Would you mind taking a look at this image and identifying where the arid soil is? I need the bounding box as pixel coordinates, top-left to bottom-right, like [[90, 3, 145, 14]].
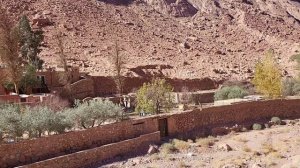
[[103, 119, 300, 168], [1, 0, 300, 80]]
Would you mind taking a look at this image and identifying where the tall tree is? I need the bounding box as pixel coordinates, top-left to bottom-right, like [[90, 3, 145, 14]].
[[0, 8, 24, 94], [252, 50, 282, 98], [55, 32, 73, 99], [18, 15, 44, 69], [112, 41, 125, 95]]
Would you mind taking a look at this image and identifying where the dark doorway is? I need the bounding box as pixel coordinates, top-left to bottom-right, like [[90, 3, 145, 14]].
[[158, 118, 168, 137]]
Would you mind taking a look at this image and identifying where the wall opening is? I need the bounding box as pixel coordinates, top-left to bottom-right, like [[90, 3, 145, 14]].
[[158, 118, 168, 137]]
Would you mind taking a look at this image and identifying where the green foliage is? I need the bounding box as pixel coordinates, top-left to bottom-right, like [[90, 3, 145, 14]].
[[22, 106, 72, 137], [252, 123, 262, 130], [252, 50, 282, 98], [271, 117, 281, 125], [22, 106, 54, 137], [20, 65, 39, 94], [18, 15, 44, 69], [67, 99, 123, 129], [214, 86, 248, 101], [0, 104, 23, 139], [282, 78, 300, 96], [136, 79, 173, 114]]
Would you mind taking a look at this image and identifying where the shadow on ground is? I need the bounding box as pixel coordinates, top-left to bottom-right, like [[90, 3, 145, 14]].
[[97, 0, 133, 6]]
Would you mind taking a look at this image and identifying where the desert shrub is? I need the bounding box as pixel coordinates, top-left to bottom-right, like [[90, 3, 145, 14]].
[[172, 139, 190, 151], [252, 123, 262, 130], [282, 78, 300, 96], [214, 86, 248, 101], [160, 143, 177, 154], [0, 104, 23, 140], [196, 136, 216, 147], [271, 117, 281, 125], [69, 99, 123, 129]]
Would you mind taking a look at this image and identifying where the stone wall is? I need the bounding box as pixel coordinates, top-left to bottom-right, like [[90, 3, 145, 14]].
[[70, 78, 95, 99], [166, 99, 300, 138], [92, 76, 217, 96], [2, 99, 300, 167], [0, 95, 20, 103], [21, 132, 161, 168], [0, 118, 158, 168]]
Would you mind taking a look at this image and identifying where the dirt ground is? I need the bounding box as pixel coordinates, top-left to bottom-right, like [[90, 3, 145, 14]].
[[102, 119, 300, 168]]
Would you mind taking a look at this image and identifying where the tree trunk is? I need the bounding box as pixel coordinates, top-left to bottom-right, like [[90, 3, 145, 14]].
[[13, 82, 19, 94], [156, 101, 160, 114]]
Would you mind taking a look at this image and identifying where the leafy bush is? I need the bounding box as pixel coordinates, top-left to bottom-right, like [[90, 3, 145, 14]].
[[252, 123, 262, 130], [282, 78, 300, 96], [22, 106, 71, 137], [271, 117, 281, 125], [0, 99, 123, 141], [0, 104, 23, 140], [69, 99, 123, 129], [214, 86, 248, 101]]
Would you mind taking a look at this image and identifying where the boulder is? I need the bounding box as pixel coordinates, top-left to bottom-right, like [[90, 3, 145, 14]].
[[148, 145, 159, 155], [217, 143, 233, 151], [32, 14, 52, 27]]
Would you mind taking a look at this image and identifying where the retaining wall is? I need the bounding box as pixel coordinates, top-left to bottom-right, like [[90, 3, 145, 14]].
[[21, 132, 161, 168], [92, 76, 217, 96], [2, 99, 300, 168], [0, 118, 158, 168], [166, 99, 300, 138]]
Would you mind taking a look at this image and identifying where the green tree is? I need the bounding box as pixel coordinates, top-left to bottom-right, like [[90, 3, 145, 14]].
[[252, 50, 282, 98], [20, 65, 39, 94], [136, 79, 173, 114], [214, 86, 248, 101], [18, 15, 44, 69], [65, 99, 123, 129]]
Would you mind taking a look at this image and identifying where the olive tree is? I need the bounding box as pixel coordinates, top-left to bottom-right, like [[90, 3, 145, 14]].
[[0, 104, 23, 140], [66, 99, 123, 129]]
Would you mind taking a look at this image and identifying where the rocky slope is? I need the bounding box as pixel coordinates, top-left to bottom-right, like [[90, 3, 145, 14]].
[[1, 0, 300, 80]]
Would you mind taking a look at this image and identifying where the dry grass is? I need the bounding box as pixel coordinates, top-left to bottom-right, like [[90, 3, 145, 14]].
[[242, 145, 252, 153], [196, 136, 217, 148], [160, 143, 177, 155], [233, 136, 249, 143], [179, 161, 190, 168], [172, 139, 190, 151], [261, 142, 277, 155], [212, 156, 246, 168]]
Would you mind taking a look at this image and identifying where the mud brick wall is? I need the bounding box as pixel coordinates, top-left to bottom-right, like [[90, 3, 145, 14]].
[[70, 78, 95, 99], [166, 99, 300, 138], [0, 118, 158, 168], [21, 132, 161, 168], [0, 85, 6, 95], [92, 76, 218, 96], [0, 95, 20, 103]]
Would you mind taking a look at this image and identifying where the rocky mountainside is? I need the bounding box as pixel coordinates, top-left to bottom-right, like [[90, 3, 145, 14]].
[[1, 0, 300, 80]]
